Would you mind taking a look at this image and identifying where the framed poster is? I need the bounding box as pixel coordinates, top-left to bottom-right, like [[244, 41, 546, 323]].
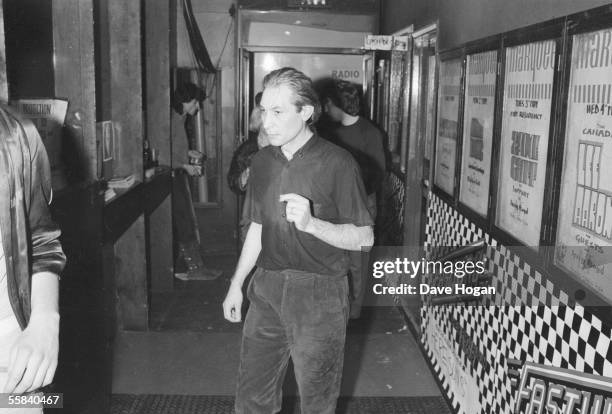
[[496, 40, 556, 246], [459, 50, 497, 216], [424, 54, 437, 164], [555, 27, 612, 299], [434, 58, 462, 195], [388, 49, 408, 168]]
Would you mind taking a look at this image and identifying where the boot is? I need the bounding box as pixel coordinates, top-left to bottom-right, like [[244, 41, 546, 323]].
[[175, 243, 222, 281]]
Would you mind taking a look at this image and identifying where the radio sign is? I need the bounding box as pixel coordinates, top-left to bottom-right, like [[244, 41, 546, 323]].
[[331, 69, 360, 80], [515, 362, 612, 414]]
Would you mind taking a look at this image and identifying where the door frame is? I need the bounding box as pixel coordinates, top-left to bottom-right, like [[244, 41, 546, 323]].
[[402, 23, 438, 249]]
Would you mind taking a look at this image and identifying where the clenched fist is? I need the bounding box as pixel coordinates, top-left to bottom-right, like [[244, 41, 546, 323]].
[[279, 193, 312, 232]]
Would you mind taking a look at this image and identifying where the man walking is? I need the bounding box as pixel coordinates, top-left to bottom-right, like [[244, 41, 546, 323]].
[[171, 83, 222, 280], [223, 67, 373, 414], [323, 79, 386, 319]]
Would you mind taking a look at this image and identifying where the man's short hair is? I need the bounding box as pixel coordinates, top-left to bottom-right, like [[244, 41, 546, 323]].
[[262, 67, 321, 127], [254, 91, 263, 106], [326, 80, 361, 117], [172, 82, 206, 114]]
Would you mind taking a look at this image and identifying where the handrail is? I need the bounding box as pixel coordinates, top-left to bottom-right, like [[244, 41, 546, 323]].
[[430, 294, 479, 305], [429, 239, 490, 305], [435, 239, 486, 262]]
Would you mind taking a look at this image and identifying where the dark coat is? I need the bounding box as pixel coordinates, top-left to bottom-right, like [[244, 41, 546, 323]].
[[0, 106, 66, 329]]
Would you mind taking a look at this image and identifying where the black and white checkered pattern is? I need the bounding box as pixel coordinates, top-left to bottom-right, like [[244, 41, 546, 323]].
[[422, 194, 612, 414]]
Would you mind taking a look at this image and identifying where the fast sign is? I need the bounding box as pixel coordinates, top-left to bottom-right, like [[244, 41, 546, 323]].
[[515, 362, 612, 414]]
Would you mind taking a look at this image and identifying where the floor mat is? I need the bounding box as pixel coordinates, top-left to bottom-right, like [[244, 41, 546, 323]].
[[111, 394, 452, 414]]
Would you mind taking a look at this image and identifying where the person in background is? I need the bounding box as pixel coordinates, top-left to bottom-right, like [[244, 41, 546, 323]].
[[227, 92, 270, 196], [223, 67, 374, 414], [0, 105, 66, 411], [227, 92, 270, 245], [171, 83, 222, 281], [322, 79, 386, 319]]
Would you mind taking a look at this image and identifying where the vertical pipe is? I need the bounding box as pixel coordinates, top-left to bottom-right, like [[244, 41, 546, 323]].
[[190, 69, 209, 202]]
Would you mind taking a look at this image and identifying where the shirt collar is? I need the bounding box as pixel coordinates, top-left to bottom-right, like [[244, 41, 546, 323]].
[[271, 132, 320, 161]]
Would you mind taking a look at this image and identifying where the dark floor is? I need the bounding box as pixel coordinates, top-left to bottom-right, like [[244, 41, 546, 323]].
[[150, 254, 243, 333], [112, 253, 448, 413], [111, 395, 451, 414]]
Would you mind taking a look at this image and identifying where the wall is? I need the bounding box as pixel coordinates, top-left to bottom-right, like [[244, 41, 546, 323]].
[[381, 0, 612, 50], [53, 0, 97, 184], [378, 2, 612, 413], [144, 1, 174, 293], [3, 0, 54, 98], [422, 195, 612, 414]]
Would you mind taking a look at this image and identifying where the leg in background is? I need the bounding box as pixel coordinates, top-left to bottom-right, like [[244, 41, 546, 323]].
[[172, 170, 221, 280]]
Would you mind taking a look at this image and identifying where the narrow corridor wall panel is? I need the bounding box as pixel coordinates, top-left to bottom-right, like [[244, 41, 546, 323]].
[[422, 193, 612, 414]]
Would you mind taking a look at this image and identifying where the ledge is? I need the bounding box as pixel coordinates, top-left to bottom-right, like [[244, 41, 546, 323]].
[[103, 167, 172, 244]]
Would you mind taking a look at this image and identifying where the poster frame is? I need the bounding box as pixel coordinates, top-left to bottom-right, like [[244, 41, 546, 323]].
[[546, 13, 612, 318], [455, 36, 501, 231], [428, 6, 612, 324], [488, 23, 565, 261], [432, 48, 465, 208]]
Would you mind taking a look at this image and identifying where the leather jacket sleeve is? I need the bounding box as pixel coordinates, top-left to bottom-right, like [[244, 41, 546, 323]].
[[227, 136, 259, 195], [23, 120, 66, 276]]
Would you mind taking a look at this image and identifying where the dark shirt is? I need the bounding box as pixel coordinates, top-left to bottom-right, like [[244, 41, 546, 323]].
[[244, 134, 373, 277], [330, 117, 386, 195]]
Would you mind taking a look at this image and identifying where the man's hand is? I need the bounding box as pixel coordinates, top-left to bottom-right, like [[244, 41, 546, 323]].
[[223, 282, 244, 323], [182, 164, 202, 176], [4, 311, 59, 393], [279, 193, 312, 232]]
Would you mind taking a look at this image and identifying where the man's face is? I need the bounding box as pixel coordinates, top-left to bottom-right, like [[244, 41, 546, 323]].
[[260, 84, 311, 147], [182, 99, 199, 116]]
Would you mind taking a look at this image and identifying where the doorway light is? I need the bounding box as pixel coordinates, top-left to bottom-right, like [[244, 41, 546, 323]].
[[261, 54, 278, 73], [287, 0, 330, 8]]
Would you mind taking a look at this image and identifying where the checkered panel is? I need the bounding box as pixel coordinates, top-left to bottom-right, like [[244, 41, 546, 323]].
[[492, 245, 612, 412], [421, 305, 501, 413], [422, 194, 612, 414], [422, 195, 499, 414]]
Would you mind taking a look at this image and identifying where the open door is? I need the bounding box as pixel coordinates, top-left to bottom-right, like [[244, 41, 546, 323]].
[[403, 25, 438, 248], [234, 47, 253, 250], [401, 24, 438, 329], [363, 51, 376, 120], [237, 48, 253, 145]]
